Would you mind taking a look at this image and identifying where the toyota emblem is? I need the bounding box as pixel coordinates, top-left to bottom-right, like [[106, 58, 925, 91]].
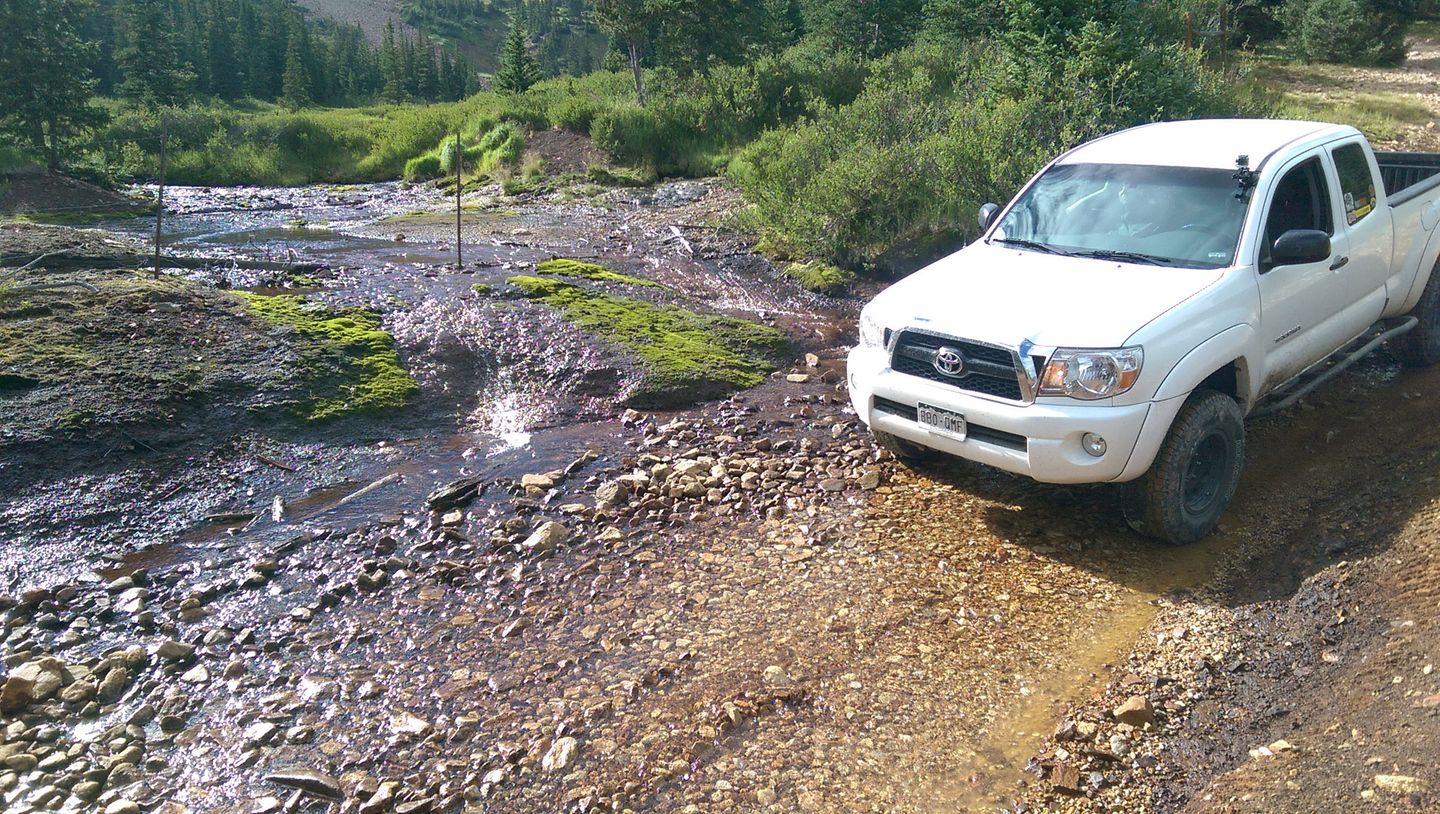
[[933, 346, 966, 377]]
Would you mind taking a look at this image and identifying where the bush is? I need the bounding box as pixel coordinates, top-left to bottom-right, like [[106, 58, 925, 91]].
[[730, 38, 1264, 271], [404, 153, 443, 182], [1285, 0, 1413, 66]]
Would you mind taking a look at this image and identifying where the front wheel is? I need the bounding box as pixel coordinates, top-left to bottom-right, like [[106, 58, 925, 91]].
[[1125, 389, 1245, 545]]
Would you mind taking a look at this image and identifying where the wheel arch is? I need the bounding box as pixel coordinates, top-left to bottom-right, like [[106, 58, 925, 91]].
[[1152, 325, 1258, 410]]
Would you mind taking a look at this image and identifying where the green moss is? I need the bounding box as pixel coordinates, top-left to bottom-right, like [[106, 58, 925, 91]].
[[784, 260, 857, 295], [471, 283, 493, 295], [231, 293, 418, 421], [536, 258, 668, 289], [508, 275, 788, 406]]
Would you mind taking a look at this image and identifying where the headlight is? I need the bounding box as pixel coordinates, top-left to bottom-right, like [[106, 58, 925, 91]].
[[1038, 347, 1144, 400], [858, 311, 885, 348]]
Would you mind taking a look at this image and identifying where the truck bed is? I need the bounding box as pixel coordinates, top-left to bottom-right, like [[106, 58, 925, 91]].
[[1376, 151, 1440, 206]]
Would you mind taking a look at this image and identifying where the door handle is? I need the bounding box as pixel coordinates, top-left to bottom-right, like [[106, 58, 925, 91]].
[[1330, 255, 1350, 270]]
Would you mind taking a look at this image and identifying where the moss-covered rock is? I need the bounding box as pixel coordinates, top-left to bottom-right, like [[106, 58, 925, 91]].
[[535, 258, 668, 289], [231, 293, 418, 421], [784, 260, 856, 295], [508, 275, 789, 407]]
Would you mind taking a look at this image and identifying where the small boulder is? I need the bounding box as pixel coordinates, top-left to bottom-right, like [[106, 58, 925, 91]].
[[1112, 695, 1154, 727], [264, 768, 342, 798]]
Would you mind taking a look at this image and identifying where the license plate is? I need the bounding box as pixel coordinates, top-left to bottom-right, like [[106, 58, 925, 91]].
[[917, 402, 967, 441]]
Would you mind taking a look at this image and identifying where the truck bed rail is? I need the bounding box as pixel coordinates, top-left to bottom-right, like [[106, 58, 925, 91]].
[[1376, 151, 1440, 207]]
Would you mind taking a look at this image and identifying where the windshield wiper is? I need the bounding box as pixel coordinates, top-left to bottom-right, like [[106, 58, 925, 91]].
[[991, 238, 1067, 255], [1071, 249, 1176, 266]]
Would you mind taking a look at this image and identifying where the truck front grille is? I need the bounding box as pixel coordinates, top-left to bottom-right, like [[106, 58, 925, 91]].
[[890, 331, 1024, 401]]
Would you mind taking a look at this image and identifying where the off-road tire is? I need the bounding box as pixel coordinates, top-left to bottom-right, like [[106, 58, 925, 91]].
[[873, 430, 940, 467], [1125, 389, 1245, 546], [1397, 263, 1440, 368]]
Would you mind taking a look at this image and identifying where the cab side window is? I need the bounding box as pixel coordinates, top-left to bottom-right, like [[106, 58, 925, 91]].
[[1262, 157, 1334, 266], [1331, 142, 1377, 225]]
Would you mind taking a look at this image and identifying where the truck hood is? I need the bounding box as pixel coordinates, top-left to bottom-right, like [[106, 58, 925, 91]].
[[870, 243, 1227, 349]]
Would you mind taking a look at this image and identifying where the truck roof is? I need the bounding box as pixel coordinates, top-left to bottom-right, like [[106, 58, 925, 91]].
[[1060, 119, 1358, 171]]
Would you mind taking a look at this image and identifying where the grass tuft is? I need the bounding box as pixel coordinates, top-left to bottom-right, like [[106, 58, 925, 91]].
[[784, 260, 856, 294], [508, 274, 788, 407], [536, 258, 668, 289]]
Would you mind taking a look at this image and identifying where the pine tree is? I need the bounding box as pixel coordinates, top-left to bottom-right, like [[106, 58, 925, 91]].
[[0, 0, 107, 169], [280, 18, 311, 108], [495, 18, 541, 94], [380, 19, 405, 102], [115, 0, 195, 105], [206, 1, 241, 100]]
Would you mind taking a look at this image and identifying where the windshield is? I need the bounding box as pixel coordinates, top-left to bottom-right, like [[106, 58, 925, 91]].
[[991, 163, 1250, 269]]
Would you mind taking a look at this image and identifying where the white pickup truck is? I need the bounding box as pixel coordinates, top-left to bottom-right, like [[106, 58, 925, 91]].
[[847, 119, 1440, 544]]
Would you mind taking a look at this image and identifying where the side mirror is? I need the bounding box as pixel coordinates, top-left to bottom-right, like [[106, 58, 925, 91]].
[[1270, 229, 1332, 268], [978, 203, 1001, 231]]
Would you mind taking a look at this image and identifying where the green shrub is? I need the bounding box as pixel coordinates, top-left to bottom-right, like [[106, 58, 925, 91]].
[[404, 153, 443, 182], [1284, 0, 1412, 66]]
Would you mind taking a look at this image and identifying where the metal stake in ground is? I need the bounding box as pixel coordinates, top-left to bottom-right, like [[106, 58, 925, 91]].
[[455, 128, 463, 269], [153, 116, 168, 277]]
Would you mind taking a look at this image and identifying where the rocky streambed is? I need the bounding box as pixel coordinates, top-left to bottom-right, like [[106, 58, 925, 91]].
[[3, 177, 1437, 814]]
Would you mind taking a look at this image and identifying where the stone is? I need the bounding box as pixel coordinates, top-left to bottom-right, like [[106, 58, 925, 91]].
[[1374, 775, 1429, 794], [4, 753, 38, 772], [395, 800, 433, 814], [12, 658, 65, 700], [542, 737, 578, 772], [389, 712, 431, 737], [0, 677, 35, 712], [264, 768, 342, 798], [756, 788, 778, 805], [156, 640, 194, 661], [180, 665, 209, 684], [1112, 695, 1154, 727], [762, 666, 792, 686], [244, 722, 279, 747], [857, 470, 882, 490], [521, 521, 570, 559], [521, 473, 555, 490], [96, 667, 129, 702], [104, 800, 141, 814], [1050, 763, 1081, 793], [595, 481, 630, 505], [785, 374, 811, 384]]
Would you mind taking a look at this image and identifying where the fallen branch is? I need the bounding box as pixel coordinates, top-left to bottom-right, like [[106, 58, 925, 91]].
[[337, 472, 403, 507], [256, 455, 298, 472]]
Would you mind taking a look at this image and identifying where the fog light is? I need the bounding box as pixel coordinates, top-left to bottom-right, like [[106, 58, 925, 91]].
[[1082, 432, 1107, 457]]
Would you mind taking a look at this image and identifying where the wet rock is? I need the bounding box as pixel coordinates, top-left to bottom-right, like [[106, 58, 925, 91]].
[[521, 473, 556, 490], [0, 676, 35, 712], [359, 782, 399, 814], [12, 657, 66, 700], [425, 477, 483, 511], [96, 666, 129, 702], [521, 521, 570, 559], [264, 768, 342, 798], [542, 736, 578, 772], [1112, 695, 1154, 727], [156, 640, 194, 661]]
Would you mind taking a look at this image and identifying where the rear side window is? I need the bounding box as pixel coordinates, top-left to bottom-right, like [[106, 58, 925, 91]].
[[1332, 142, 1378, 225], [1263, 157, 1334, 263]]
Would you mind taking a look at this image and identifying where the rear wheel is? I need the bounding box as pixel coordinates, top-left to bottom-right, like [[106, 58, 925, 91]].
[[1125, 389, 1245, 545], [1397, 264, 1440, 367], [873, 430, 940, 467]]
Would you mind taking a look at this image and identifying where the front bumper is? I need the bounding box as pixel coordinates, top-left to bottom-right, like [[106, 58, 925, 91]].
[[847, 346, 1177, 484]]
